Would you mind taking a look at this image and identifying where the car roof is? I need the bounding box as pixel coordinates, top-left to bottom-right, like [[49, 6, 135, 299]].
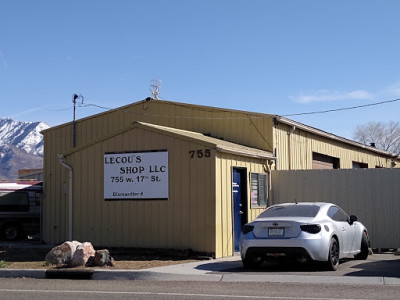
[[254, 202, 334, 220], [270, 202, 333, 208]]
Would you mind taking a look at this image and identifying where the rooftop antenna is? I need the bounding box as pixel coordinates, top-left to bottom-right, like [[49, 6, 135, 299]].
[[72, 93, 84, 147], [150, 79, 162, 100]]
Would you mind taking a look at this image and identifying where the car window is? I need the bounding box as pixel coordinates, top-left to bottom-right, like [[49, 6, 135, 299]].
[[0, 191, 29, 212], [327, 206, 349, 222], [258, 204, 320, 218]]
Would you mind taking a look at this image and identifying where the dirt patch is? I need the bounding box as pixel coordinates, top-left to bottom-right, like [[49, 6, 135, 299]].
[[0, 245, 209, 270]]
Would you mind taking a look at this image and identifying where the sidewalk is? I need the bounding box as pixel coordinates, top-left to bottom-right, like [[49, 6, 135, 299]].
[[1, 254, 400, 285]]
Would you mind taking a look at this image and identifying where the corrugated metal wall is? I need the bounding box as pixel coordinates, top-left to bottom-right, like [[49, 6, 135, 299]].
[[45, 100, 275, 155], [273, 122, 396, 169], [271, 168, 400, 249], [43, 125, 72, 242], [43, 102, 275, 244], [44, 126, 217, 252], [43, 123, 270, 258], [215, 153, 268, 258]]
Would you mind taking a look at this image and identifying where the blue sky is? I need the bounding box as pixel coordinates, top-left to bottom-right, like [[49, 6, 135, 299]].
[[1, 0, 399, 139]]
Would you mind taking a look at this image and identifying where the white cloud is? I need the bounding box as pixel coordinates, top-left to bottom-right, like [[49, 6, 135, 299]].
[[290, 90, 374, 104]]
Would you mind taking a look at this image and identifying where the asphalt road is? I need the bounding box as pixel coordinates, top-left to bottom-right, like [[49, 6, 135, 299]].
[[1, 278, 400, 300]]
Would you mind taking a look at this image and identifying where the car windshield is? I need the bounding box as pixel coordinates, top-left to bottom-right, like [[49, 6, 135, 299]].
[[258, 204, 320, 218]]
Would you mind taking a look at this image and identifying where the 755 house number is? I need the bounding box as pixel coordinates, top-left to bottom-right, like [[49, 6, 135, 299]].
[[189, 149, 211, 159]]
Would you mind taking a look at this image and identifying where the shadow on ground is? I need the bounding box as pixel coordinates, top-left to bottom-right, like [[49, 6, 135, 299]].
[[195, 254, 400, 278], [344, 257, 400, 278], [195, 259, 326, 273]]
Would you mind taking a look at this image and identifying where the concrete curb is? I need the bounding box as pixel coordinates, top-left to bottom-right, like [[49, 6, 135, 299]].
[[45, 268, 94, 279], [0, 268, 399, 285], [0, 269, 46, 279]]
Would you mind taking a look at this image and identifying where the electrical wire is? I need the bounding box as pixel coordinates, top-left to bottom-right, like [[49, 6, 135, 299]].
[[78, 103, 112, 110], [46, 106, 73, 112], [46, 97, 400, 120], [283, 98, 400, 117]]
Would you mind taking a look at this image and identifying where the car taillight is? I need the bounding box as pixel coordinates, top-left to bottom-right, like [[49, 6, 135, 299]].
[[241, 225, 254, 234], [300, 224, 321, 234]]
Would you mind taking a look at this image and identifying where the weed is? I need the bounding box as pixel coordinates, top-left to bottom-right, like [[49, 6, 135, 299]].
[[0, 260, 7, 268]]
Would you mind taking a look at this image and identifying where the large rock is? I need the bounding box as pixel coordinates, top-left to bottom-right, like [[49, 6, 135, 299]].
[[71, 242, 95, 267], [94, 249, 114, 267], [45, 241, 95, 267], [45, 241, 80, 266]]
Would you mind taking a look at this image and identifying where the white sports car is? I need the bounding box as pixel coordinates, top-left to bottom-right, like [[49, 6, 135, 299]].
[[239, 202, 370, 270]]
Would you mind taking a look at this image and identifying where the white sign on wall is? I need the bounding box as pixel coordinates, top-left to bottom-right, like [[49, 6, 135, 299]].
[[104, 150, 168, 200]]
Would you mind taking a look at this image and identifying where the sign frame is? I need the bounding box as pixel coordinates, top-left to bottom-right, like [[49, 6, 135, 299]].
[[104, 150, 169, 201]]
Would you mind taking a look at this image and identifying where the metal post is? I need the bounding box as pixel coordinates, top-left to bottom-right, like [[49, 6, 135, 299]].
[[72, 94, 78, 148]]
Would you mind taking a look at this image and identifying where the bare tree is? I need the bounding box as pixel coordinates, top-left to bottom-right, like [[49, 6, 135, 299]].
[[353, 121, 400, 154]]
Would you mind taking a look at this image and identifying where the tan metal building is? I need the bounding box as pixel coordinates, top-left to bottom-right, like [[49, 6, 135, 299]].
[[42, 99, 400, 258]]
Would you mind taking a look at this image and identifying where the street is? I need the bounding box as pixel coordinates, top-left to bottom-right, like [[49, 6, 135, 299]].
[[1, 278, 400, 300], [1, 246, 399, 300]]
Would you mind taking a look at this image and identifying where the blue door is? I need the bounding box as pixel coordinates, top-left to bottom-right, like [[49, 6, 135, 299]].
[[233, 168, 247, 252]]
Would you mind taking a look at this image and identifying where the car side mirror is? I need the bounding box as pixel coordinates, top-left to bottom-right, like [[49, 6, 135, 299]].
[[349, 215, 357, 225]]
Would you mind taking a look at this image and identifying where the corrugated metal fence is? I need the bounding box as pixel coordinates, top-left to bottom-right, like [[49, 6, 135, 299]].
[[271, 168, 400, 249]]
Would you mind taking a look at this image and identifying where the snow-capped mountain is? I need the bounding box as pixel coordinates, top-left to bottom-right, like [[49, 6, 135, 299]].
[[0, 118, 50, 179], [0, 118, 49, 156]]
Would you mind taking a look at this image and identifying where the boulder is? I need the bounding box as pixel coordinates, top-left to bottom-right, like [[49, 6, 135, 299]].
[[94, 249, 114, 267], [71, 242, 95, 267], [45, 241, 95, 268], [45, 241, 81, 266]]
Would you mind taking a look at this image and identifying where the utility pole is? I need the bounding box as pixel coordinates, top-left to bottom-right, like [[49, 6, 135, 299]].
[[72, 94, 83, 147]]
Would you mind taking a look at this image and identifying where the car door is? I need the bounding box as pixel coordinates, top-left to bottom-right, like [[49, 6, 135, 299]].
[[328, 206, 356, 254]]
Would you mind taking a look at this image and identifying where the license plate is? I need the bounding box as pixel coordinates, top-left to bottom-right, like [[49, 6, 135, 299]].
[[268, 228, 284, 236]]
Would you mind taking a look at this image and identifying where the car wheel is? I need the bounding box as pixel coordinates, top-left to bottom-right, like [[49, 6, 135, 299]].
[[326, 237, 339, 271], [2, 223, 21, 241], [242, 254, 262, 269], [355, 231, 369, 260]]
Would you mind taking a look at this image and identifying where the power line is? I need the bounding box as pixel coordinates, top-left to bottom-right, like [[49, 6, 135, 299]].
[[45, 103, 113, 112], [46, 106, 73, 112], [283, 98, 400, 117], [45, 97, 400, 120], [78, 103, 111, 110]]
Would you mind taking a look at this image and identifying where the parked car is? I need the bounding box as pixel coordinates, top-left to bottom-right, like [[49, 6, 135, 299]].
[[240, 202, 370, 270], [0, 181, 42, 241]]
